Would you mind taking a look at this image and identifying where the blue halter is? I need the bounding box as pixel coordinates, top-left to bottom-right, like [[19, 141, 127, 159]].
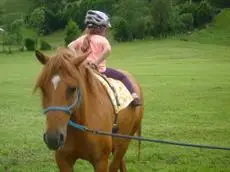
[[43, 87, 82, 115]]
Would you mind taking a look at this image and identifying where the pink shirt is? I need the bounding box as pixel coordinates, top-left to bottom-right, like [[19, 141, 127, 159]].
[[68, 34, 111, 72]]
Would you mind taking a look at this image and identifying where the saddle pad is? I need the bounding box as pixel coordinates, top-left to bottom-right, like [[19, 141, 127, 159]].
[[94, 73, 134, 113]]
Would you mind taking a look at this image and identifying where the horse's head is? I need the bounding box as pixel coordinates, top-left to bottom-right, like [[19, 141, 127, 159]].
[[34, 48, 88, 150]]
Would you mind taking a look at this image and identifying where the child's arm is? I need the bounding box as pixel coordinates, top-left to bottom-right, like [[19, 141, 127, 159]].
[[94, 38, 111, 66], [94, 47, 111, 65], [68, 38, 81, 52]]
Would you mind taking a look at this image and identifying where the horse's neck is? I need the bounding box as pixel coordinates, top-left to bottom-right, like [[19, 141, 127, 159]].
[[75, 72, 113, 127]]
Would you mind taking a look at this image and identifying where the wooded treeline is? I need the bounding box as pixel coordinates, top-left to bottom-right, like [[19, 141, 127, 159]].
[[0, 0, 229, 52]]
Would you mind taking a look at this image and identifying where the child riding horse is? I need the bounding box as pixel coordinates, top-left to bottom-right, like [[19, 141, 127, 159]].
[[68, 10, 141, 107]]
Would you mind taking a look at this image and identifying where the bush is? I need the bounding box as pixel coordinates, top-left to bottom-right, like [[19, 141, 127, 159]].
[[150, 0, 172, 36], [29, 7, 46, 36], [24, 38, 35, 51], [209, 0, 230, 8], [131, 18, 147, 39], [168, 11, 183, 34], [112, 16, 132, 42], [143, 15, 153, 36], [194, 0, 214, 27], [40, 39, 52, 50], [179, 2, 197, 15], [45, 8, 65, 34], [112, 0, 150, 41], [179, 1, 214, 28], [64, 19, 81, 46], [180, 13, 194, 30]]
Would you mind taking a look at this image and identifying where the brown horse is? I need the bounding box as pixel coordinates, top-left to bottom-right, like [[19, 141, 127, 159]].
[[34, 48, 144, 172]]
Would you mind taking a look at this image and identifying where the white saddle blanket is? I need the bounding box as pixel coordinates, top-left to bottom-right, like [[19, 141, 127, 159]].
[[94, 74, 134, 113]]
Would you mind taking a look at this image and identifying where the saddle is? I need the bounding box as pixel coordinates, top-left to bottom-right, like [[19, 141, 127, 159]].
[[94, 73, 134, 113]]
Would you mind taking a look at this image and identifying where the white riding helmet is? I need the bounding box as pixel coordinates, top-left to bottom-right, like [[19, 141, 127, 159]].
[[84, 10, 111, 28]]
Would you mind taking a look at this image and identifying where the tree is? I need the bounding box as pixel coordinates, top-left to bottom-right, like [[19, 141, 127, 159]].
[[0, 28, 6, 52], [112, 0, 150, 41], [11, 19, 24, 51], [1, 18, 24, 53], [208, 0, 230, 8], [29, 7, 46, 47], [194, 0, 214, 27], [112, 16, 132, 42], [64, 19, 81, 46], [77, 0, 115, 29], [0, 7, 4, 25], [24, 0, 218, 42], [0, 8, 5, 52], [29, 0, 77, 32], [151, 0, 172, 36], [63, 1, 80, 25]]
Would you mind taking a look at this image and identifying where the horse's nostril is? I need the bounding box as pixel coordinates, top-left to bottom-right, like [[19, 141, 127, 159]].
[[43, 132, 62, 150], [43, 133, 48, 144]]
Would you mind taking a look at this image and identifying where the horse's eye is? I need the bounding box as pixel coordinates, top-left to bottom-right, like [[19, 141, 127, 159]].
[[67, 87, 76, 97]]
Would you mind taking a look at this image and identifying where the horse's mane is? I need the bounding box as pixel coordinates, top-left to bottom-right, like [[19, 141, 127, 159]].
[[34, 48, 103, 98]]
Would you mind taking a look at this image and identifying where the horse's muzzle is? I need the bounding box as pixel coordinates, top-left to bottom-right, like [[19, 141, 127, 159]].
[[43, 132, 64, 150]]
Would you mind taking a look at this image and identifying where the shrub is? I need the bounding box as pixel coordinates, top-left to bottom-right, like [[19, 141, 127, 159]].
[[24, 38, 35, 51], [150, 0, 172, 36], [64, 19, 81, 46], [112, 16, 132, 42], [209, 0, 230, 8], [112, 0, 150, 41], [29, 7, 46, 36], [143, 15, 153, 36], [180, 13, 194, 30], [179, 1, 214, 28], [179, 2, 197, 15], [168, 8, 185, 34], [131, 18, 147, 39], [40, 39, 52, 50], [194, 0, 214, 27]]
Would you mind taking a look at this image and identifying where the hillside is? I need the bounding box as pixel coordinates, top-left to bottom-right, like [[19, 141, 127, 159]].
[[0, 0, 32, 13], [0, 0, 7, 6], [0, 0, 33, 22], [188, 8, 230, 45]]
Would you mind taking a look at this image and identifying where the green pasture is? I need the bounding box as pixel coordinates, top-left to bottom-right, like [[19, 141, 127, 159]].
[[0, 39, 230, 171]]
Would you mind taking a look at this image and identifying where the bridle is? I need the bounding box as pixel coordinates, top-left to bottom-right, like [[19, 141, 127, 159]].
[[41, 84, 118, 132], [43, 87, 82, 115]]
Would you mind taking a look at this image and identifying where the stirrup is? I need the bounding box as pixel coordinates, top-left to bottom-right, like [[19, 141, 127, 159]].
[[112, 124, 119, 133], [130, 98, 142, 107]]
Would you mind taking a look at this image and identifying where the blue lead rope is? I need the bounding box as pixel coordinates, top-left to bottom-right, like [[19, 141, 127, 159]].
[[68, 120, 87, 132], [68, 120, 230, 151], [42, 86, 230, 151]]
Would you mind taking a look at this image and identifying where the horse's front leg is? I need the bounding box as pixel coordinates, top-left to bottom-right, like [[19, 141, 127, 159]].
[[93, 155, 109, 172], [55, 150, 77, 172]]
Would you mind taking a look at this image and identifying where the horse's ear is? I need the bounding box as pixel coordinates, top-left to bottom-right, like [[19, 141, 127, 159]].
[[72, 51, 91, 66], [35, 50, 49, 65]]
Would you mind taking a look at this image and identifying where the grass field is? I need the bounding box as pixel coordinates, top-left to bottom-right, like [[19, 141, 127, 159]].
[[0, 39, 230, 171]]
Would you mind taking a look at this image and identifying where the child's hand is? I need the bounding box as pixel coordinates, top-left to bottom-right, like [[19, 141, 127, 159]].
[[88, 62, 99, 71]]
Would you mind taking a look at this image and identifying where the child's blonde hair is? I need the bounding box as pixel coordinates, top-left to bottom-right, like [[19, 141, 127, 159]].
[[81, 26, 106, 53]]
